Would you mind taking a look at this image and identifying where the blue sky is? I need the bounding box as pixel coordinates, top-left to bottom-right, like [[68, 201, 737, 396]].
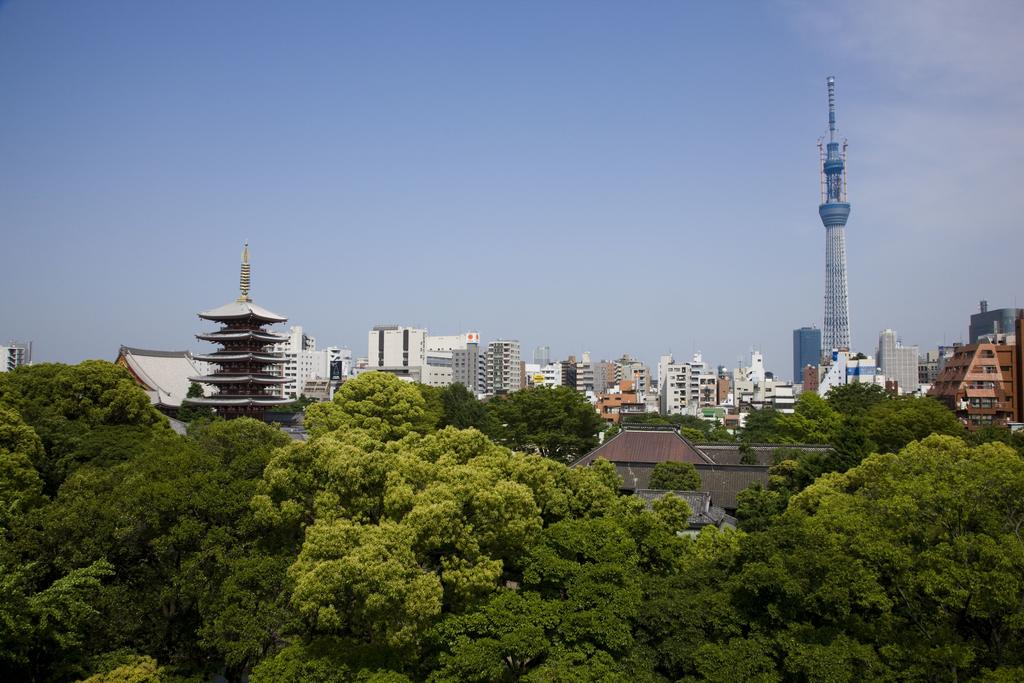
[[1, 1, 1021, 379]]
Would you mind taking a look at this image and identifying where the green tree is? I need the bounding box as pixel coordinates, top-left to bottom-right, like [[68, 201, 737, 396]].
[[437, 383, 492, 432], [0, 362, 169, 493], [740, 408, 786, 443], [176, 382, 215, 423], [485, 386, 603, 463], [728, 436, 1024, 680], [648, 461, 700, 491], [824, 382, 891, 416], [415, 384, 445, 432], [0, 406, 46, 527], [16, 418, 291, 679], [680, 427, 705, 442], [734, 483, 788, 532], [863, 395, 964, 453], [305, 372, 436, 440], [0, 559, 114, 681], [707, 421, 734, 442]]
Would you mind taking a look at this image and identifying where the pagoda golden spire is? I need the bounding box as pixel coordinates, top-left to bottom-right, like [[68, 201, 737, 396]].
[[238, 241, 252, 302]]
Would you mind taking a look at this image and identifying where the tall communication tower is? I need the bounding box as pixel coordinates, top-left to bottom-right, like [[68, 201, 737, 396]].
[[818, 76, 851, 353]]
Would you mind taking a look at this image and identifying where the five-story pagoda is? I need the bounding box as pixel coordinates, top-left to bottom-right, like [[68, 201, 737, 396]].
[[183, 243, 293, 420]]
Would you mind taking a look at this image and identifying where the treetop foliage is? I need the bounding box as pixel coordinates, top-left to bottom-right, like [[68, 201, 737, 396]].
[[0, 362, 1022, 681]]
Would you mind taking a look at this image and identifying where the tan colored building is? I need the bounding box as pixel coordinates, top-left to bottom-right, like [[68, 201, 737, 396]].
[[929, 341, 1016, 430]]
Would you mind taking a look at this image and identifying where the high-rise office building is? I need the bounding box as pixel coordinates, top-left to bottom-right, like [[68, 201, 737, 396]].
[[533, 345, 551, 366], [792, 326, 821, 383], [970, 300, 1022, 343], [485, 340, 521, 395], [818, 76, 852, 352], [876, 329, 919, 394]]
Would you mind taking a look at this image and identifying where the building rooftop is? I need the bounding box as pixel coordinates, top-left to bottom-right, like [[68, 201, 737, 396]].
[[572, 426, 714, 467], [572, 425, 831, 511], [116, 346, 207, 409], [633, 489, 737, 529], [198, 299, 287, 323]]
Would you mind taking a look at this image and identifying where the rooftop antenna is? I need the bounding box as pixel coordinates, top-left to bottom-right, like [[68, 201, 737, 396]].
[[827, 75, 837, 143], [237, 241, 252, 302]]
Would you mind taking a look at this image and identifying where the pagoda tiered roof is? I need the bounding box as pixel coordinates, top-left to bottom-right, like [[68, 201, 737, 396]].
[[189, 374, 290, 385], [196, 329, 289, 343], [192, 352, 288, 364], [198, 300, 287, 323], [183, 396, 294, 407], [183, 243, 295, 421]]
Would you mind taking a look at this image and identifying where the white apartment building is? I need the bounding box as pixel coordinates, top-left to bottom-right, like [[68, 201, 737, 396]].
[[818, 350, 882, 397], [575, 352, 595, 392], [1, 341, 32, 372], [485, 340, 521, 395], [524, 362, 563, 388], [271, 326, 332, 399], [729, 351, 796, 413], [877, 329, 919, 395], [660, 352, 717, 416]]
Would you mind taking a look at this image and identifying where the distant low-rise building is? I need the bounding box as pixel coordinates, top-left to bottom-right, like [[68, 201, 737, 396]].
[[615, 355, 650, 394], [596, 380, 644, 424]]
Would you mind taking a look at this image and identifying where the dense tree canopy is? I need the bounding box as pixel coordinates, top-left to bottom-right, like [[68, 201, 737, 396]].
[[0, 361, 1021, 681], [485, 386, 605, 463], [306, 372, 436, 440], [648, 461, 701, 491]]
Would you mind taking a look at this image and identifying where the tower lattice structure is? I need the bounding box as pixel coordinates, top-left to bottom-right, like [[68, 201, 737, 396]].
[[818, 76, 851, 354]]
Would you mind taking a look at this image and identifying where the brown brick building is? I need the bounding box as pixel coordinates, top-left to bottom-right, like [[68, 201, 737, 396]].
[[596, 380, 643, 424], [929, 340, 1017, 430]]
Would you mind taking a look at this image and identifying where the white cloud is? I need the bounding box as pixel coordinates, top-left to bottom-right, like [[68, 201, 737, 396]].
[[791, 0, 1024, 102]]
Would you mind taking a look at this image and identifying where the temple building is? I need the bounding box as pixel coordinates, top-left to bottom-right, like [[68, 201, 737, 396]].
[[183, 243, 293, 420], [115, 346, 208, 416]]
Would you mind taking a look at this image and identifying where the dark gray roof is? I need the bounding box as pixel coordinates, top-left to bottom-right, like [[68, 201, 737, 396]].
[[633, 489, 737, 529], [610, 461, 767, 512], [698, 442, 832, 466], [573, 427, 714, 467], [574, 428, 828, 512], [692, 464, 770, 511]]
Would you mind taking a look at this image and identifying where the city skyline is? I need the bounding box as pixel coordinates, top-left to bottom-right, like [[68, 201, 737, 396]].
[[1, 2, 1021, 373]]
